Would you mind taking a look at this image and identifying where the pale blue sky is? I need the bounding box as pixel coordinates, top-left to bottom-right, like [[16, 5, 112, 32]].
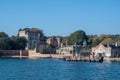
[[0, 0, 120, 36]]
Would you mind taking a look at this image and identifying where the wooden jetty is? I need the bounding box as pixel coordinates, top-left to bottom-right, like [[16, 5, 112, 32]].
[[64, 55, 104, 62]]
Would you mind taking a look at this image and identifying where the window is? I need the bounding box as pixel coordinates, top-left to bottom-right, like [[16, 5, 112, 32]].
[[100, 48, 102, 51]]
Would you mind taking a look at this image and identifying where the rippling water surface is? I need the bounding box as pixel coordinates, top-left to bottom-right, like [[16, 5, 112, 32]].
[[0, 58, 120, 80]]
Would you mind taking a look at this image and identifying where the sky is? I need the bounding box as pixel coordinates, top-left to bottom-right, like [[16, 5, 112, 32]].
[[0, 0, 120, 37]]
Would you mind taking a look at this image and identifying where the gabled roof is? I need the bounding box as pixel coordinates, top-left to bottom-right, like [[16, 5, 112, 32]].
[[93, 43, 106, 50]]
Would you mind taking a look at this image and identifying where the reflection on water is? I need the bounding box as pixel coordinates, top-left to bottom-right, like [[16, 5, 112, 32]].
[[0, 58, 120, 80]]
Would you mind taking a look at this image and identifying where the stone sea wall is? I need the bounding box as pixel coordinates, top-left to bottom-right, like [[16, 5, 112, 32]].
[[0, 50, 28, 57]]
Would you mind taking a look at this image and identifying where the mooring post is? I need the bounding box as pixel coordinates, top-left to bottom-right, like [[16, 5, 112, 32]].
[[20, 50, 22, 57]]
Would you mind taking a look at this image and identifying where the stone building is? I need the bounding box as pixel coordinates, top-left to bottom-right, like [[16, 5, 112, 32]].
[[77, 46, 91, 59], [46, 37, 62, 48], [92, 43, 120, 58], [56, 41, 91, 59], [56, 45, 73, 55], [19, 28, 44, 51]]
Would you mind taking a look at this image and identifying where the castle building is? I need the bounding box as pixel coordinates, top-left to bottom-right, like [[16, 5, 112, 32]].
[[19, 28, 43, 51]]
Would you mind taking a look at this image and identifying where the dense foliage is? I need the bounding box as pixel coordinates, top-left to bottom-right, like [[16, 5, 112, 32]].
[[67, 30, 88, 45], [88, 34, 120, 47], [62, 30, 120, 47], [0, 32, 27, 50], [0, 29, 120, 50]]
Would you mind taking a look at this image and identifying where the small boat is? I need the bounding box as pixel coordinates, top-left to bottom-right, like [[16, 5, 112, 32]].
[[59, 57, 65, 60]]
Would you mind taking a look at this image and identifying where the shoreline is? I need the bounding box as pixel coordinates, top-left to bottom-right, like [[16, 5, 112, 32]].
[[104, 57, 120, 62], [1, 56, 120, 62]]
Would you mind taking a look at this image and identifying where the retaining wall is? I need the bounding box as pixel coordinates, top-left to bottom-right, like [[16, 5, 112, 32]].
[[0, 50, 28, 57]]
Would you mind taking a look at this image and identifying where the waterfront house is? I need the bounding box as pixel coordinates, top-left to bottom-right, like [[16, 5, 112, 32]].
[[77, 46, 91, 60], [92, 43, 120, 58], [56, 40, 91, 60], [73, 40, 91, 60], [56, 45, 73, 55]]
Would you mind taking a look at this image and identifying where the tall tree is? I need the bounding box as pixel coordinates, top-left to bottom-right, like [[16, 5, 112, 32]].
[[0, 32, 9, 38], [15, 37, 27, 50], [0, 32, 11, 50], [9, 36, 27, 50], [62, 37, 68, 46], [0, 32, 27, 50], [91, 36, 101, 47], [101, 38, 114, 45], [67, 30, 88, 45]]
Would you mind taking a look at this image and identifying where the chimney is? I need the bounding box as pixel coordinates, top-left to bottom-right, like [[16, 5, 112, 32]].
[[115, 42, 118, 47]]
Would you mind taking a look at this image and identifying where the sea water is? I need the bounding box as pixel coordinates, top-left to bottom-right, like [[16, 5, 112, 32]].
[[0, 58, 120, 80]]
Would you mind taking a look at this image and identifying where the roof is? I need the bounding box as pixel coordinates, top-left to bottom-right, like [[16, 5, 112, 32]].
[[104, 44, 120, 49], [21, 28, 43, 33], [93, 43, 120, 49], [30, 28, 43, 33]]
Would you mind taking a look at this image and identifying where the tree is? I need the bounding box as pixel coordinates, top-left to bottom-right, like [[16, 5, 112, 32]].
[[99, 34, 111, 41], [0, 32, 9, 38], [88, 34, 116, 47], [114, 34, 120, 45], [0, 37, 11, 50], [15, 37, 27, 50], [91, 36, 101, 47], [9, 36, 18, 49], [62, 37, 68, 46], [101, 38, 114, 45], [0, 32, 11, 50], [87, 35, 97, 46], [67, 30, 88, 45]]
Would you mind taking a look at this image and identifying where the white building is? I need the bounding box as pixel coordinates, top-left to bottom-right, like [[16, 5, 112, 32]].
[[56, 46, 73, 55], [92, 43, 111, 58]]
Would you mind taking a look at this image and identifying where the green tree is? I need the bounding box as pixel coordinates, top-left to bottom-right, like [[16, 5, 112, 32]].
[[0, 37, 11, 50], [9, 36, 18, 49], [67, 30, 88, 45], [15, 37, 27, 50], [91, 36, 101, 47], [87, 35, 97, 46], [62, 37, 68, 46], [0, 32, 11, 50], [0, 32, 9, 38], [114, 34, 120, 45], [101, 38, 114, 45], [99, 34, 111, 41]]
